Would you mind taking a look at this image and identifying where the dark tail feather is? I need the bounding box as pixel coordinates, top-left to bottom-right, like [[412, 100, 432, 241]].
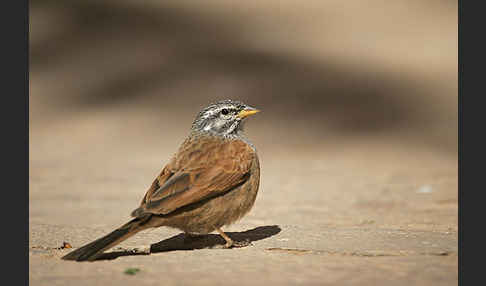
[[62, 216, 151, 262]]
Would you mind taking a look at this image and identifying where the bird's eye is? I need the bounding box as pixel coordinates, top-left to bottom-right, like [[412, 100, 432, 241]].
[[221, 108, 229, 115]]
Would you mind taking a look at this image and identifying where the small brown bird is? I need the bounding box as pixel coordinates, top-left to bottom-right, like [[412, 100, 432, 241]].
[[62, 99, 261, 261]]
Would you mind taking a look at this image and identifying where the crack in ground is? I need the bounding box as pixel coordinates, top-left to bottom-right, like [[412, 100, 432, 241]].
[[265, 248, 455, 257]]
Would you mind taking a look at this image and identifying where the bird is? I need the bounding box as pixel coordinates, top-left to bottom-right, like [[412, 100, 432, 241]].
[[62, 99, 261, 262]]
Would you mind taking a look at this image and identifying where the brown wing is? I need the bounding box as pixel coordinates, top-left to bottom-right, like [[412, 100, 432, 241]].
[[131, 136, 255, 217]]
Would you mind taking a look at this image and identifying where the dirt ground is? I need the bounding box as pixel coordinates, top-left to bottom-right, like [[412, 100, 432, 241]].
[[29, 104, 458, 286], [29, 1, 457, 285]]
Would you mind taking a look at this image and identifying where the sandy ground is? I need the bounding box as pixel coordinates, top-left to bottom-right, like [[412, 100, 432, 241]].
[[29, 101, 457, 285], [29, 1, 457, 285]]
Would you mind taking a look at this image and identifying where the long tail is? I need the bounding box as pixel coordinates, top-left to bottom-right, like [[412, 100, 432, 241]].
[[62, 215, 152, 262]]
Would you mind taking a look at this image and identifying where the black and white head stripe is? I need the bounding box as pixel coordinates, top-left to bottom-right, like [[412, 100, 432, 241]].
[[191, 100, 249, 136]]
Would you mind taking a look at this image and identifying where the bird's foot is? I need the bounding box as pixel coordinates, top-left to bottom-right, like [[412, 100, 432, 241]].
[[223, 238, 252, 249], [214, 227, 253, 249]]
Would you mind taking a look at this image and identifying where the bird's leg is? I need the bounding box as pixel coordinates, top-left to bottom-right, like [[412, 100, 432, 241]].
[[215, 228, 234, 248], [215, 228, 252, 248]]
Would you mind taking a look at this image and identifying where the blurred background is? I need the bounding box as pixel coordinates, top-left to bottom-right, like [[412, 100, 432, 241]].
[[29, 2, 458, 283], [30, 0, 457, 229]]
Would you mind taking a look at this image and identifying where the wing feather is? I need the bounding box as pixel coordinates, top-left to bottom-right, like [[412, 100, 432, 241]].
[[131, 136, 254, 217]]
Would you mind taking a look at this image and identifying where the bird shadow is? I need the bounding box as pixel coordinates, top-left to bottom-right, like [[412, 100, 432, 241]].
[[95, 225, 281, 261]]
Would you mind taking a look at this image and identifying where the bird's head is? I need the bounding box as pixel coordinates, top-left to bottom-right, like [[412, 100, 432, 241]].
[[191, 99, 260, 136]]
